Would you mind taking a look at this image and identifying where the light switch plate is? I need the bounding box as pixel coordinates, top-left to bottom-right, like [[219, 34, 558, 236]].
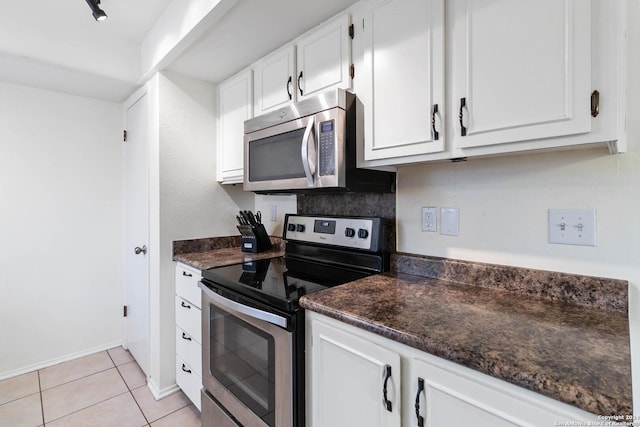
[[440, 208, 459, 236], [548, 209, 596, 246]]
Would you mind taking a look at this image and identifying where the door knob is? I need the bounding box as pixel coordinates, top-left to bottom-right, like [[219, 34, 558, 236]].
[[134, 245, 147, 255]]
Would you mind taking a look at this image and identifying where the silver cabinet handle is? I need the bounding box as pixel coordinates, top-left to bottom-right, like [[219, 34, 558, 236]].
[[134, 245, 147, 255]]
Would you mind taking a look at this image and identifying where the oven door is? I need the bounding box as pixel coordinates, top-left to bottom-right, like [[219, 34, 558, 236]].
[[200, 282, 293, 427], [243, 107, 345, 192]]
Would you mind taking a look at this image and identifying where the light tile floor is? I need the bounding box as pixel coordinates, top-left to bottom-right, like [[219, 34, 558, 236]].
[[0, 346, 201, 427]]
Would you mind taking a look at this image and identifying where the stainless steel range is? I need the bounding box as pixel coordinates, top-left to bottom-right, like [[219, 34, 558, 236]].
[[198, 214, 389, 427]]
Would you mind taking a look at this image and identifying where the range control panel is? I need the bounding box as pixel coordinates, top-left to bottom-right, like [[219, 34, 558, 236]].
[[283, 215, 384, 252]]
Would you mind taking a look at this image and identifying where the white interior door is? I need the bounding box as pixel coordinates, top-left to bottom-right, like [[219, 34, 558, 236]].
[[124, 92, 150, 376]]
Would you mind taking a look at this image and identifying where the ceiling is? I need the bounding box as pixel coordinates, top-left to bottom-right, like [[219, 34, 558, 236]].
[[0, 0, 358, 103], [0, 0, 173, 101]]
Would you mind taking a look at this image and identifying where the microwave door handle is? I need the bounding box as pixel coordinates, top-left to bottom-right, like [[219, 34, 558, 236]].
[[301, 119, 316, 187]]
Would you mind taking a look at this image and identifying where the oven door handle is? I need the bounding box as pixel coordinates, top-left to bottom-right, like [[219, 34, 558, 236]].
[[301, 118, 316, 187], [200, 283, 288, 329]]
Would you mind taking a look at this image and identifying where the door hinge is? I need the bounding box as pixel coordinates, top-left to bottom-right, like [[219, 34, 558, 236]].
[[123, 305, 128, 317], [350, 64, 355, 79], [123, 130, 127, 142], [348, 23, 354, 39], [591, 90, 600, 117]]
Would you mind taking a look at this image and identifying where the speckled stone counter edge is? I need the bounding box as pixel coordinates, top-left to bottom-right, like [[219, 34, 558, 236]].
[[392, 253, 628, 312]]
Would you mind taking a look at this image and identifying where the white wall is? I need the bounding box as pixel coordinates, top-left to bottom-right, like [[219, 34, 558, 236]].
[[254, 194, 297, 236], [146, 71, 253, 395], [396, 1, 640, 413], [0, 82, 123, 379]]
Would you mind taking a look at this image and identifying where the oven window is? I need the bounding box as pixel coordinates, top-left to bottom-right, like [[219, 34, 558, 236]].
[[209, 305, 276, 427], [248, 128, 306, 182]]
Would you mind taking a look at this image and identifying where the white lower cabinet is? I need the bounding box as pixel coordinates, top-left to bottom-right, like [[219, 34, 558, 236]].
[[175, 263, 202, 410], [308, 315, 401, 427], [306, 312, 599, 427]]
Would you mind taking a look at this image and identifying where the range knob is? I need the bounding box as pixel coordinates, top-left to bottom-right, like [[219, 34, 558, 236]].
[[344, 227, 355, 238], [357, 229, 369, 239], [296, 224, 306, 232], [287, 223, 296, 232]]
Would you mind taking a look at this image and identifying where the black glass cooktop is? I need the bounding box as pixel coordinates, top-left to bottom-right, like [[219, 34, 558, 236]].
[[201, 256, 370, 313]]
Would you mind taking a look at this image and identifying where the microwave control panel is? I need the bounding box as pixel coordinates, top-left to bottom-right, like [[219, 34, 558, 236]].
[[318, 120, 335, 176]]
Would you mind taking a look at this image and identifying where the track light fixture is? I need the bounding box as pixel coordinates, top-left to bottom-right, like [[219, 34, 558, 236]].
[[85, 0, 107, 21]]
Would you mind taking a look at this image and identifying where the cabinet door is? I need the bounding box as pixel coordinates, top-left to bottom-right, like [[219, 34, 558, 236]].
[[411, 356, 595, 427], [217, 69, 252, 184], [354, 0, 445, 162], [296, 13, 351, 99], [308, 319, 401, 427], [175, 263, 201, 309], [253, 45, 296, 115], [451, 0, 591, 149]]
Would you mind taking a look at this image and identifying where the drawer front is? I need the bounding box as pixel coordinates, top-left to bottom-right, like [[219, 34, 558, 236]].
[[176, 356, 202, 411], [176, 263, 202, 308], [175, 296, 202, 340], [176, 326, 202, 377]]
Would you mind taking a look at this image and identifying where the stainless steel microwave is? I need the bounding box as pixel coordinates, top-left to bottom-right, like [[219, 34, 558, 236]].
[[243, 89, 395, 193]]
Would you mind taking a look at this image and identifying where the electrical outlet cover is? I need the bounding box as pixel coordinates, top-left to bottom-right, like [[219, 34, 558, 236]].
[[422, 207, 437, 232]]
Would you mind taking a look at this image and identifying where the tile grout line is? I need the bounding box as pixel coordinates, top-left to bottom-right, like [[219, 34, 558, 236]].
[[108, 349, 151, 426], [41, 350, 131, 425], [40, 352, 116, 393], [43, 391, 132, 425], [37, 370, 45, 427]]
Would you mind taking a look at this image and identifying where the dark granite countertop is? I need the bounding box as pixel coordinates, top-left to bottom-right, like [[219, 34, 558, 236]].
[[300, 266, 632, 416], [173, 236, 284, 270]]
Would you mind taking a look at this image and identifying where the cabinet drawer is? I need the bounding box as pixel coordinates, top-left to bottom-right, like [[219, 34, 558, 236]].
[[175, 296, 201, 339], [176, 326, 202, 377], [176, 356, 202, 411], [176, 263, 202, 308]]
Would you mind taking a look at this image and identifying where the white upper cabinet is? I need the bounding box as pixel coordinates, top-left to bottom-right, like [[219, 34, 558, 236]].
[[353, 0, 446, 164], [450, 0, 591, 150], [353, 0, 624, 167], [296, 13, 352, 100], [253, 45, 296, 116], [217, 69, 252, 184]]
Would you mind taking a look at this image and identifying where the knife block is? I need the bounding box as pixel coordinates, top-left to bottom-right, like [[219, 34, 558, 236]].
[[238, 223, 273, 253]]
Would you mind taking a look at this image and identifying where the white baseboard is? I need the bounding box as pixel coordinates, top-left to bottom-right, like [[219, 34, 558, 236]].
[[148, 377, 180, 400], [0, 340, 123, 381]]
